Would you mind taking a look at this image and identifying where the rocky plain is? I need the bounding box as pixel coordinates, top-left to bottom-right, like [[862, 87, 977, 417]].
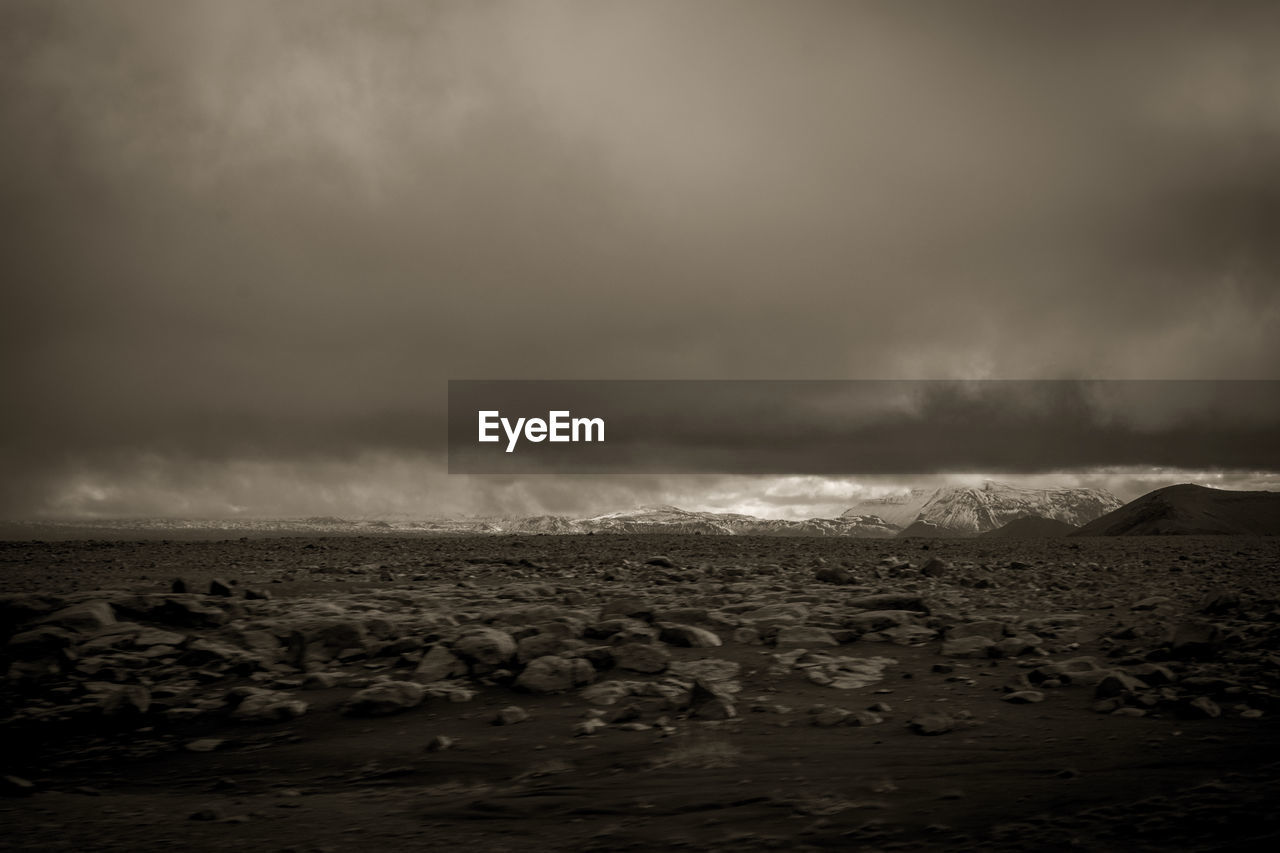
[[2, 533, 1279, 852]]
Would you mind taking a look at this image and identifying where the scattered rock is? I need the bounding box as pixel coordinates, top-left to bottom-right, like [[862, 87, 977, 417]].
[[612, 642, 670, 673], [1, 775, 36, 797], [426, 735, 455, 751], [908, 713, 956, 735], [514, 655, 595, 694], [451, 627, 516, 669], [774, 625, 840, 647], [657, 622, 722, 648], [230, 689, 308, 723], [493, 705, 530, 725], [341, 681, 425, 717], [413, 645, 468, 683], [941, 636, 996, 658], [1002, 690, 1045, 704]]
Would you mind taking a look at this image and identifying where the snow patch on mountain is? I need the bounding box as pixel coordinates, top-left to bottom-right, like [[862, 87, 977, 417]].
[[843, 481, 1122, 535]]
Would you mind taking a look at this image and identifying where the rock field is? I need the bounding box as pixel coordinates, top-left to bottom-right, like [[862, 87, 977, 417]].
[[2, 534, 1279, 852]]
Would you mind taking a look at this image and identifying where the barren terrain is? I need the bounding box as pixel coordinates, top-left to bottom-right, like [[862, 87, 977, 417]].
[[2, 534, 1279, 852]]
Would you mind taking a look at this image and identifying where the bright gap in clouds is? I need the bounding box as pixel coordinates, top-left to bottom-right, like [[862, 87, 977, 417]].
[[27, 454, 1280, 521]]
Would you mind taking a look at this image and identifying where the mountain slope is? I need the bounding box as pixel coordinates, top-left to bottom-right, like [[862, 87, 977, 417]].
[[844, 481, 1121, 535], [979, 515, 1079, 539], [1073, 484, 1280, 536]]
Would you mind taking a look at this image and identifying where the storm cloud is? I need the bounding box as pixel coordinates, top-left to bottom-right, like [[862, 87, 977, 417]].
[[2, 1, 1278, 518]]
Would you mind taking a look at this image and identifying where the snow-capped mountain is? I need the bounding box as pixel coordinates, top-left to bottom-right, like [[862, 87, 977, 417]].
[[842, 481, 1123, 536], [571, 505, 899, 537]]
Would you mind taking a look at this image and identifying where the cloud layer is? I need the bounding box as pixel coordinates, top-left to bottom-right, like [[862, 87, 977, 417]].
[[3, 1, 1278, 517]]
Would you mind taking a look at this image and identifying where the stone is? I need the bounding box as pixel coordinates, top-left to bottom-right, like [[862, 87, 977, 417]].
[[908, 713, 956, 735], [668, 658, 743, 686], [811, 707, 851, 726], [1183, 696, 1222, 719], [847, 594, 929, 613], [341, 681, 426, 717], [39, 601, 116, 633], [301, 672, 340, 689], [230, 690, 308, 723], [412, 645, 468, 683], [993, 636, 1039, 658], [774, 625, 840, 647], [657, 623, 722, 648], [1, 775, 35, 797], [112, 594, 234, 628], [426, 735, 455, 752], [645, 555, 677, 568], [920, 558, 949, 578], [815, 566, 857, 585], [574, 718, 608, 736], [96, 684, 152, 719], [7, 625, 77, 657], [1167, 622, 1220, 659], [867, 624, 936, 645], [613, 642, 670, 673], [599, 597, 655, 622], [493, 705, 530, 725], [184, 739, 225, 753], [1027, 656, 1111, 687], [517, 633, 563, 662], [1095, 672, 1149, 699], [1198, 590, 1241, 614], [947, 620, 1007, 640], [515, 655, 596, 694], [451, 627, 516, 668], [845, 610, 920, 632], [132, 628, 187, 647], [1001, 690, 1045, 704], [941, 636, 996, 658], [209, 579, 234, 597]]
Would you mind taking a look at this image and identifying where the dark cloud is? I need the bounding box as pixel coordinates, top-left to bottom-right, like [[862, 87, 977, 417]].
[[1, 1, 1278, 518]]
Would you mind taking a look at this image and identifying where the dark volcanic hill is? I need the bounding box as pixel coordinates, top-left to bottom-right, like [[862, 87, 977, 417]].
[[1073, 484, 1280, 536], [980, 515, 1079, 539]]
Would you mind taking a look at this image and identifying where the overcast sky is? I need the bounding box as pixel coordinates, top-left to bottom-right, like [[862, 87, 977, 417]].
[[3, 1, 1278, 519]]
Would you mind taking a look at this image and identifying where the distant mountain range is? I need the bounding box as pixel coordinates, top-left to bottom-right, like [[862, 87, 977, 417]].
[[3, 482, 1139, 539]]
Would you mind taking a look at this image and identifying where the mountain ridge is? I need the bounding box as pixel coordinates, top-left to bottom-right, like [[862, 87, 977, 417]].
[[843, 481, 1122, 535]]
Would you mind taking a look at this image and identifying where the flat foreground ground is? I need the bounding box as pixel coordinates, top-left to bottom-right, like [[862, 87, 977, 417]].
[[1, 535, 1278, 852]]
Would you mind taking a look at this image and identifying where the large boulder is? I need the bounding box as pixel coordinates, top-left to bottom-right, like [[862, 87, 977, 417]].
[[941, 636, 995, 658], [451, 627, 516, 669], [514, 656, 596, 694], [657, 623, 722, 648], [412, 645, 468, 683], [612, 642, 670, 673], [39, 601, 116, 633]]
